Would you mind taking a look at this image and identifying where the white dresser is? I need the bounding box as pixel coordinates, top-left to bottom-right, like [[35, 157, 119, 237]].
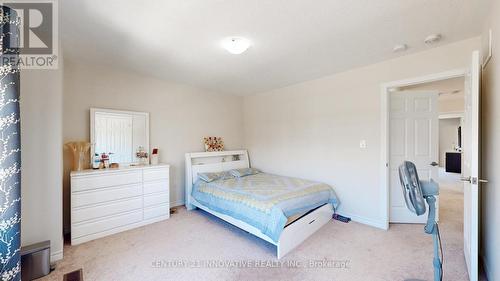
[[70, 164, 170, 245]]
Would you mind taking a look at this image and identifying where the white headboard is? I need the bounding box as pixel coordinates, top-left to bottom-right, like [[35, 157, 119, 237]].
[[185, 150, 250, 210]]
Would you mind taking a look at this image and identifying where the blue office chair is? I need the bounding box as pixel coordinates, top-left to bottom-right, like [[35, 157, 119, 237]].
[[398, 161, 442, 281]]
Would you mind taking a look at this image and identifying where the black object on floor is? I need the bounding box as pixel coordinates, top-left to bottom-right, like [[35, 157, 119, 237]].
[[332, 214, 351, 223], [63, 269, 83, 281]]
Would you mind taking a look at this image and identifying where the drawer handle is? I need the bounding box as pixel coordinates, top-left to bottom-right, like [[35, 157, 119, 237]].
[[308, 219, 316, 224]]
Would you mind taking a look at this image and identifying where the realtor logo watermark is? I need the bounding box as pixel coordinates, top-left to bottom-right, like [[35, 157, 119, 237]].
[[1, 0, 58, 69]]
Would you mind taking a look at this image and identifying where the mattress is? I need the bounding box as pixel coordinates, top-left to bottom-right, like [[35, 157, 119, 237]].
[[192, 173, 339, 242]]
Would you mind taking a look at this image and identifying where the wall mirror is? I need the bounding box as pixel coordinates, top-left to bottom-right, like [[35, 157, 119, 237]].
[[90, 108, 149, 165]]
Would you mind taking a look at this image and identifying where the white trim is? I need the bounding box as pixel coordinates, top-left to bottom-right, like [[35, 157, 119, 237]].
[[337, 211, 387, 230], [439, 111, 464, 119], [381, 68, 467, 89], [189, 150, 249, 158], [51, 250, 63, 262], [380, 68, 467, 229], [482, 29, 492, 70], [170, 200, 185, 207]]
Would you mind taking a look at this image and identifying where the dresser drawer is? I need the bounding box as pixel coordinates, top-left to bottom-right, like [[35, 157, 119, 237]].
[[72, 170, 142, 192], [143, 180, 168, 194], [144, 204, 169, 220], [70, 165, 170, 244], [143, 167, 169, 182], [72, 210, 143, 239], [144, 192, 169, 207], [72, 197, 143, 223], [72, 183, 142, 208]]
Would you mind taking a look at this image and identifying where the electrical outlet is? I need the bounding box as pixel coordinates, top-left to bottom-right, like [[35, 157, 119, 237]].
[[360, 140, 367, 149]]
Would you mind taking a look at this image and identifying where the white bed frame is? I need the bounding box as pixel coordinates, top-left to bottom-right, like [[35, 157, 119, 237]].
[[185, 150, 334, 259]]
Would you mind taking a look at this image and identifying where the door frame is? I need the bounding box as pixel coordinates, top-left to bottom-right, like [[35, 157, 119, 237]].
[[380, 68, 467, 229]]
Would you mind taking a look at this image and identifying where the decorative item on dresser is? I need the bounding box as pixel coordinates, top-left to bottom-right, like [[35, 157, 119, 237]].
[[70, 164, 170, 245], [65, 141, 91, 171], [150, 148, 159, 165]]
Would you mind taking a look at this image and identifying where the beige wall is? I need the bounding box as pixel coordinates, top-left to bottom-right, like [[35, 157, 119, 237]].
[[62, 60, 244, 233], [243, 37, 480, 226], [439, 98, 465, 113], [20, 66, 64, 261], [480, 0, 500, 279]]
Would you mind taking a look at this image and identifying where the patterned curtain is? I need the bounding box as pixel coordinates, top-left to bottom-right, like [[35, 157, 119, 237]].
[[0, 6, 21, 281]]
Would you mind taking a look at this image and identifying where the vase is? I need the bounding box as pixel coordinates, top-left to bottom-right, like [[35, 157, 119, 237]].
[[66, 141, 91, 171]]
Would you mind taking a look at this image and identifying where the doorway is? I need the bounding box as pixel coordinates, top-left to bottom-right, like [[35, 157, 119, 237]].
[[388, 90, 440, 223], [381, 52, 482, 280], [391, 77, 466, 225], [380, 68, 468, 228]]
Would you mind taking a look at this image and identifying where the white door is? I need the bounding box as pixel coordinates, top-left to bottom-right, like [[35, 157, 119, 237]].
[[389, 91, 439, 223], [462, 51, 482, 281]]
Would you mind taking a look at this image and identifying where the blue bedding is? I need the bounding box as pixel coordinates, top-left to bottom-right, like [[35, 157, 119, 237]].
[[192, 173, 339, 242]]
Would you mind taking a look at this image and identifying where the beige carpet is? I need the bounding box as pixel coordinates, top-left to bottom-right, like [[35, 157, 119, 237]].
[[42, 174, 467, 281]]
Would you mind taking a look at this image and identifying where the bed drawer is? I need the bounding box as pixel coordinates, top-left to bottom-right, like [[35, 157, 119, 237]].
[[144, 204, 169, 220], [143, 180, 169, 194], [72, 170, 142, 192], [286, 204, 333, 228], [72, 197, 143, 223], [72, 183, 142, 207], [144, 192, 169, 207], [143, 167, 169, 182], [72, 210, 143, 239]]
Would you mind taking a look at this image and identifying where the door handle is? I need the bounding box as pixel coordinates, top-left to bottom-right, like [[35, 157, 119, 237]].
[[430, 162, 438, 167], [461, 176, 471, 183], [461, 176, 489, 184]]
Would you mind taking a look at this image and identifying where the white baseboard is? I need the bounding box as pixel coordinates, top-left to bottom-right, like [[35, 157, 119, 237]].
[[336, 211, 387, 230], [170, 200, 185, 207], [51, 250, 63, 262]]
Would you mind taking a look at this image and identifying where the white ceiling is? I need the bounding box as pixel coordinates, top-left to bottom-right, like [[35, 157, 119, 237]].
[[61, 0, 488, 95]]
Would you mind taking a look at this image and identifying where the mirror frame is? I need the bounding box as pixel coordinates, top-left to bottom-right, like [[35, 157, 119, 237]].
[[90, 108, 150, 166]]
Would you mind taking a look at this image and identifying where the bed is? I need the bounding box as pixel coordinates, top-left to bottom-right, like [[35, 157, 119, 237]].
[[185, 150, 339, 258]]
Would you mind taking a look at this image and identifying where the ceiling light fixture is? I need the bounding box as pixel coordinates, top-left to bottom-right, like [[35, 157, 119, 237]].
[[221, 37, 251, 55], [424, 34, 442, 44], [393, 44, 408, 53]]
